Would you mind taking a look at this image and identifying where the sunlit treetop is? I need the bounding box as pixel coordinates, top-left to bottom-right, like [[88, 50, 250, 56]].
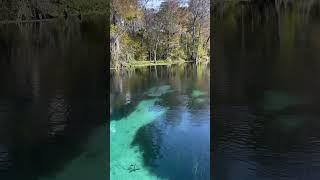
[[111, 0, 143, 20]]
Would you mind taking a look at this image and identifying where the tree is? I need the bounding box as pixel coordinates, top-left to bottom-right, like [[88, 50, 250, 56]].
[[110, 0, 143, 67], [144, 9, 164, 62], [188, 0, 210, 62], [0, 0, 109, 21], [158, 0, 181, 59], [110, 0, 210, 69]]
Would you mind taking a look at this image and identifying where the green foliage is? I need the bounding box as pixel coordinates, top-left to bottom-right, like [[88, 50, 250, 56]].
[[197, 45, 208, 61], [168, 47, 186, 61], [111, 0, 141, 20], [197, 36, 209, 61], [63, 0, 109, 15], [122, 33, 140, 62], [110, 0, 210, 68], [110, 24, 118, 36], [168, 40, 187, 61], [0, 0, 109, 21]]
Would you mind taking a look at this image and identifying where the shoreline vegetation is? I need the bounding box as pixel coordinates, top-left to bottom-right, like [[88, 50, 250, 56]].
[[110, 59, 209, 70], [0, 18, 57, 24], [0, 12, 107, 24], [0, 0, 108, 22], [111, 0, 210, 70]]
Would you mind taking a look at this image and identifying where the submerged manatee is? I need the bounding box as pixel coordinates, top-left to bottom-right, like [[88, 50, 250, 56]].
[[195, 98, 206, 103], [110, 122, 116, 133], [263, 91, 309, 111], [146, 85, 174, 97], [192, 90, 206, 98]]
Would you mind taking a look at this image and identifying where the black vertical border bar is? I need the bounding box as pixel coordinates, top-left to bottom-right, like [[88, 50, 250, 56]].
[[210, 0, 215, 179], [106, 0, 111, 180], [210, 0, 213, 179]]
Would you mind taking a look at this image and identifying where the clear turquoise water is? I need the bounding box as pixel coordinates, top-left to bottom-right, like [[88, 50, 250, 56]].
[[110, 64, 210, 180]]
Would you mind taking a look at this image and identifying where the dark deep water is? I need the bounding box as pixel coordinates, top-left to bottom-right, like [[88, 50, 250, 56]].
[[0, 16, 107, 180], [110, 64, 210, 179], [214, 1, 320, 180]]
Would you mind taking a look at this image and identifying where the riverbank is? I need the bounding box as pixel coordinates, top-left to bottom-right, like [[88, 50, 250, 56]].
[[110, 60, 209, 70], [0, 18, 57, 24], [0, 12, 107, 25]]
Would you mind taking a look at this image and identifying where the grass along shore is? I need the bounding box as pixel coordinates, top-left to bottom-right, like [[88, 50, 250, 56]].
[[110, 60, 209, 70]]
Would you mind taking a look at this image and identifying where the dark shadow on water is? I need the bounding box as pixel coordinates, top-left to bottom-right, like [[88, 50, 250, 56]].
[[214, 1, 320, 179], [131, 123, 163, 168], [0, 15, 107, 180]]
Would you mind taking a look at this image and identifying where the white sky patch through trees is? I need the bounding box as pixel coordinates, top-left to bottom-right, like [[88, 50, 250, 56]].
[[144, 0, 189, 9]]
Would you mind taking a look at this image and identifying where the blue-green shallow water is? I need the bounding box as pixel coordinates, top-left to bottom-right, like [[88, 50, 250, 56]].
[[0, 16, 107, 179], [110, 64, 210, 180]]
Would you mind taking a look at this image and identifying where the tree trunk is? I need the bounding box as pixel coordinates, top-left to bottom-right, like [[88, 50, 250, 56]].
[[154, 37, 159, 62], [191, 18, 197, 62], [154, 50, 157, 62]]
